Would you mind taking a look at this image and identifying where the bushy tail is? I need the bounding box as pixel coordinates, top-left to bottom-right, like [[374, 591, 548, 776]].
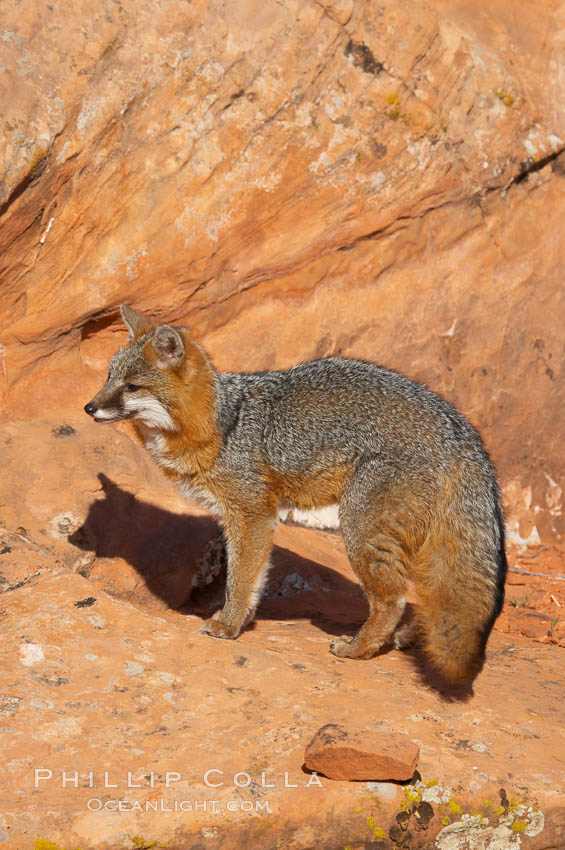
[[413, 501, 508, 683], [415, 595, 492, 681]]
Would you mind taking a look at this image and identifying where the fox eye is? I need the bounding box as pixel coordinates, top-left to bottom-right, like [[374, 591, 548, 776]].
[[124, 384, 141, 392]]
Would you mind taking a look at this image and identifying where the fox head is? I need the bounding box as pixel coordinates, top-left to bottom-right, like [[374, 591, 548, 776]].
[[84, 305, 214, 432]]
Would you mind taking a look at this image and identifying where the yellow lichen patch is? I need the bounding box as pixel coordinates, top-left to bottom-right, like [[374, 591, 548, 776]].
[[28, 149, 47, 179], [496, 88, 515, 107], [448, 800, 462, 814], [366, 815, 375, 829], [404, 786, 421, 803], [373, 826, 387, 839], [386, 92, 402, 120], [131, 838, 155, 849], [354, 806, 362, 814], [511, 819, 528, 833], [441, 816, 451, 826]]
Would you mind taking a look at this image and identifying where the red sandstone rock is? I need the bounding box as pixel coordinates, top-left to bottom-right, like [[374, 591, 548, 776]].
[[507, 608, 554, 642], [0, 1, 565, 846], [0, 0, 564, 543], [305, 724, 419, 781], [0, 562, 564, 849], [0, 418, 564, 847]]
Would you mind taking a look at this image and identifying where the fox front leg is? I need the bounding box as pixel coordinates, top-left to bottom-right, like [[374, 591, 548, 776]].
[[200, 511, 276, 640]]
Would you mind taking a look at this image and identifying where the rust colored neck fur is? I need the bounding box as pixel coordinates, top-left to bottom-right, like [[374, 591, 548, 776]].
[[135, 336, 221, 481]]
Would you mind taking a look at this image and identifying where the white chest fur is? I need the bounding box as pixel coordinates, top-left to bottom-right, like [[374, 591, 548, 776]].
[[178, 480, 223, 517], [142, 431, 223, 517]]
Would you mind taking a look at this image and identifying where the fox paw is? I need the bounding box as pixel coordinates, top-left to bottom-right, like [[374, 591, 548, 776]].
[[329, 635, 356, 658], [200, 619, 238, 640], [330, 635, 380, 659]]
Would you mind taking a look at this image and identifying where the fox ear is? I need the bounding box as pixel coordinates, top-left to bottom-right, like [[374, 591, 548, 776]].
[[120, 304, 154, 341], [152, 325, 185, 370]]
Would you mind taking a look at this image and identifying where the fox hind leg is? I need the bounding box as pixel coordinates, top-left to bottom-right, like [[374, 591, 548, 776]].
[[330, 589, 407, 659], [331, 463, 412, 659]]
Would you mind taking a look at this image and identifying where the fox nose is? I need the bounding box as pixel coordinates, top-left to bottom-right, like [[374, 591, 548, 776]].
[[84, 401, 97, 417]]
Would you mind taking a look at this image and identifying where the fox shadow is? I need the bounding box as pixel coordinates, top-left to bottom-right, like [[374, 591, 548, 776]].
[[68, 474, 368, 635], [69, 474, 475, 700]]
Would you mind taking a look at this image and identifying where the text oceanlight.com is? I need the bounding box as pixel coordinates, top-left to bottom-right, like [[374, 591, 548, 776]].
[[86, 798, 272, 813]]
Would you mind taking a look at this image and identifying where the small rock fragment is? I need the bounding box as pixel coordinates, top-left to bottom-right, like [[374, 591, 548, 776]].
[[19, 644, 45, 667], [51, 425, 76, 437], [304, 723, 419, 781], [124, 661, 145, 676], [74, 596, 97, 608]]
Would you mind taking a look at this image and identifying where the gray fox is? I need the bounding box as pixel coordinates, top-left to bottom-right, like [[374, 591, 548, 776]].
[[84, 305, 507, 681]]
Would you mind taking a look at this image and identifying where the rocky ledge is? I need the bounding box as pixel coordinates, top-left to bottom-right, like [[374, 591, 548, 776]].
[[0, 421, 564, 850]]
